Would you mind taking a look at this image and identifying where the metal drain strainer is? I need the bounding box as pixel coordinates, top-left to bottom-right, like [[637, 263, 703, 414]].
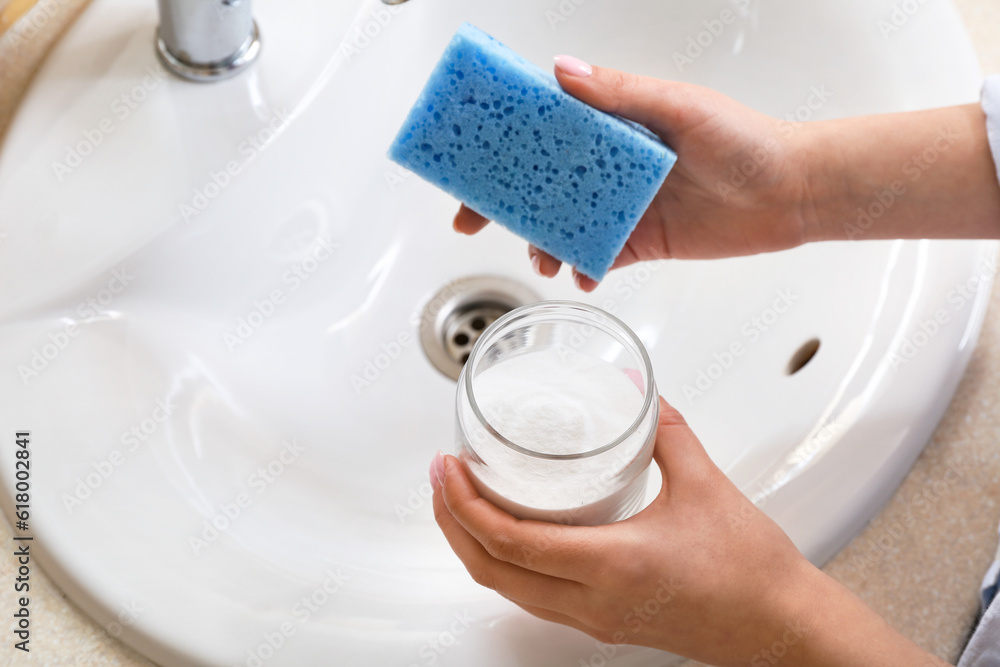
[[419, 275, 540, 380]]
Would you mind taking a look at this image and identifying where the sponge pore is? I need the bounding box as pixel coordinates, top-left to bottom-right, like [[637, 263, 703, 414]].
[[388, 23, 677, 281]]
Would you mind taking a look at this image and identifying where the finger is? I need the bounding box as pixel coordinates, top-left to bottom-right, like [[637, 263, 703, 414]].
[[622, 368, 644, 394], [651, 397, 718, 494], [453, 204, 491, 235], [609, 214, 673, 270], [439, 455, 599, 582], [528, 244, 562, 277], [553, 59, 716, 145], [572, 268, 599, 292], [433, 471, 589, 613], [609, 249, 640, 272]]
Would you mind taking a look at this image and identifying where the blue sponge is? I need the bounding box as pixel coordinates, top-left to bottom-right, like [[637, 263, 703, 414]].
[[388, 23, 677, 281]]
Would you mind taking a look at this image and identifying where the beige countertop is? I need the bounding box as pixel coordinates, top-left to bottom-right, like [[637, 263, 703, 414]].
[[1, 1, 1000, 665]]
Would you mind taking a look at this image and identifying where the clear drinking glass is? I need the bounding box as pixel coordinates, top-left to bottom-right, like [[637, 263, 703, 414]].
[[455, 301, 658, 526]]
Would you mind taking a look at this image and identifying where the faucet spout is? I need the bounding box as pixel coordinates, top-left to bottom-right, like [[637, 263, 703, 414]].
[[155, 0, 261, 82]]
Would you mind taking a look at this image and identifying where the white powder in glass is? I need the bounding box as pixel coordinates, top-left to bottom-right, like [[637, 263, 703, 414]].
[[473, 350, 644, 455]]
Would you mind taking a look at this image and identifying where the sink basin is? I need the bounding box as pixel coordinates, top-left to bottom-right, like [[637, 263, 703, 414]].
[[0, 0, 994, 665]]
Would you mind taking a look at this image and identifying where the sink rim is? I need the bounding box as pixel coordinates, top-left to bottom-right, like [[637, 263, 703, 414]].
[[0, 0, 994, 665]]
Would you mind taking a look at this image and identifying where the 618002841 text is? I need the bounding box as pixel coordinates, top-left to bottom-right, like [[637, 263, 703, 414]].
[[12, 431, 32, 653]]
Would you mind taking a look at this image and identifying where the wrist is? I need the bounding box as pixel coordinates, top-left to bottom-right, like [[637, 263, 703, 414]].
[[774, 562, 946, 667], [790, 120, 844, 245]]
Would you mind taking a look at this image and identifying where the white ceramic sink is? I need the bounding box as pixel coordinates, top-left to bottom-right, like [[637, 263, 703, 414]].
[[0, 0, 994, 665]]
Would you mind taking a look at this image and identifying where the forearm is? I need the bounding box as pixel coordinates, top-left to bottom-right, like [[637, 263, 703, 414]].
[[800, 103, 1000, 242], [771, 561, 948, 667]]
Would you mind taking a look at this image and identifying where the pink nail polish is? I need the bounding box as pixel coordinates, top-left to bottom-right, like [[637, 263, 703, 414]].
[[623, 368, 645, 395], [554, 55, 593, 78], [429, 450, 445, 489]]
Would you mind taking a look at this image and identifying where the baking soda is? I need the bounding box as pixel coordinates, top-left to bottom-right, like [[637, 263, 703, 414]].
[[474, 350, 644, 454], [461, 349, 654, 525]]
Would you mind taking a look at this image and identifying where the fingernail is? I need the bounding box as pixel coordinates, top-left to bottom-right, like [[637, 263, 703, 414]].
[[573, 271, 585, 290], [531, 253, 542, 276], [554, 55, 593, 78], [429, 450, 445, 490], [623, 368, 645, 395]]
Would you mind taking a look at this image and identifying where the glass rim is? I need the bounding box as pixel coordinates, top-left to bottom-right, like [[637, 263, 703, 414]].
[[463, 300, 656, 460]]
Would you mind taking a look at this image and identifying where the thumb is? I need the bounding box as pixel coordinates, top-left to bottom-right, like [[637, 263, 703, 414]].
[[651, 396, 718, 492], [553, 58, 712, 146]]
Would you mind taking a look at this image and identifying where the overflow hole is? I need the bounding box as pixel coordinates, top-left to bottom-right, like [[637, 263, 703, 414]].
[[787, 338, 820, 375]]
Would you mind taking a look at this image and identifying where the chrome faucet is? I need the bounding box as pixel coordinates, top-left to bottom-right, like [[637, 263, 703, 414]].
[[155, 0, 261, 82]]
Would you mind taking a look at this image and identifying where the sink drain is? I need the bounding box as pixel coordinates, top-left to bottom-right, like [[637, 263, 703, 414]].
[[419, 276, 540, 380]]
